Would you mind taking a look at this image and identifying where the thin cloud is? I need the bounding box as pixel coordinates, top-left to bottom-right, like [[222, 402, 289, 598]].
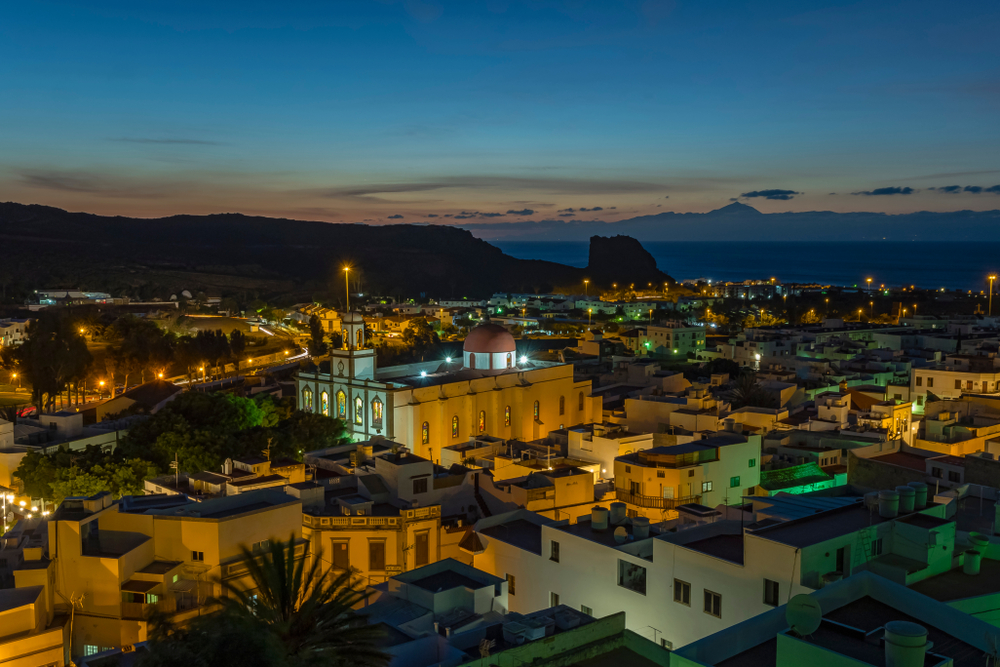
[[851, 186, 914, 196], [111, 137, 224, 146], [506, 209, 534, 216], [579, 206, 603, 211], [558, 213, 574, 217], [740, 189, 800, 201], [305, 176, 666, 200], [426, 213, 439, 218], [478, 212, 505, 218], [387, 214, 404, 219]]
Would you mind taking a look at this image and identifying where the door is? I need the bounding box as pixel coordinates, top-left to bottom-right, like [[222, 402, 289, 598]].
[[663, 486, 674, 499]]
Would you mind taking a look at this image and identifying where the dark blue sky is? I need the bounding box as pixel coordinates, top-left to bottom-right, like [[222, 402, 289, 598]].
[[3, 1, 999, 227]]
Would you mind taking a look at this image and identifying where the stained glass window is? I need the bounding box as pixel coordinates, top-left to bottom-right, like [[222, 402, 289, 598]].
[[355, 397, 363, 425], [479, 410, 486, 433], [452, 415, 459, 438], [321, 391, 329, 416], [505, 405, 511, 427], [337, 390, 346, 419], [422, 421, 429, 445], [533, 400, 540, 420], [372, 398, 383, 428], [302, 387, 313, 412]]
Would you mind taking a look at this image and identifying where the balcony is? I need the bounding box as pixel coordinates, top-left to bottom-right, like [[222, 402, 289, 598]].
[[615, 488, 701, 510]]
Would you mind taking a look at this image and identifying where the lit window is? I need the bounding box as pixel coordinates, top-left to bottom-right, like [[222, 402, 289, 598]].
[[320, 391, 329, 416], [336, 390, 346, 419], [533, 400, 540, 420], [701, 481, 713, 493], [371, 398, 383, 429], [302, 387, 313, 412], [354, 397, 363, 424], [505, 406, 511, 427], [730, 476, 740, 488], [479, 410, 486, 433], [452, 415, 459, 438], [421, 421, 429, 445]]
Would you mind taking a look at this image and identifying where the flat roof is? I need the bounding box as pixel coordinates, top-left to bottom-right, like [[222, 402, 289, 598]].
[[408, 570, 487, 593], [138, 560, 182, 575], [869, 451, 930, 472], [682, 534, 745, 565], [911, 558, 1000, 602], [751, 502, 944, 549], [555, 520, 649, 550], [481, 519, 543, 555]]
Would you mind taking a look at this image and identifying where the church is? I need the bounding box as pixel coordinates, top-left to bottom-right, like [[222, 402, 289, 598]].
[[295, 315, 596, 463]]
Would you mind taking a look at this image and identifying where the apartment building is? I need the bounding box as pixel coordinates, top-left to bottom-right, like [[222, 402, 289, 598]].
[[464, 486, 957, 649], [638, 323, 706, 358], [911, 353, 1000, 412], [613, 431, 762, 517]]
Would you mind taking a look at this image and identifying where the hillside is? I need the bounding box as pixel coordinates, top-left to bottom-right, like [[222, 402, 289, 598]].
[[0, 202, 673, 302]]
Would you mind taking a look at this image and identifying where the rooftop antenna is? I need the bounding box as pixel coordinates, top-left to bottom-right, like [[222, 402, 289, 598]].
[[786, 594, 822, 638], [170, 452, 179, 490]]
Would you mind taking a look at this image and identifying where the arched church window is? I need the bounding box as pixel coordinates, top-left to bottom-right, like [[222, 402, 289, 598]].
[[479, 411, 486, 433], [452, 415, 459, 438], [372, 398, 383, 429], [504, 405, 511, 427], [302, 387, 313, 412], [357, 329, 363, 349], [506, 352, 513, 369], [533, 400, 540, 420], [321, 391, 330, 416], [469, 354, 476, 370], [337, 390, 346, 419], [422, 422, 430, 445], [559, 395, 565, 416], [354, 397, 363, 425]]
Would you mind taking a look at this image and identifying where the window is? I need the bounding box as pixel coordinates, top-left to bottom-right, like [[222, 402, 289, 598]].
[[702, 481, 713, 493], [916, 376, 923, 387], [955, 379, 962, 389], [84, 645, 101, 657], [688, 469, 695, 477], [730, 476, 740, 488], [505, 405, 511, 427], [948, 470, 961, 483], [618, 559, 647, 595], [337, 390, 346, 419], [354, 397, 363, 425], [871, 538, 883, 558], [579, 392, 584, 411], [414, 532, 429, 567], [625, 465, 631, 473], [192, 551, 204, 562], [320, 391, 330, 416], [581, 605, 593, 616], [371, 398, 383, 428], [506, 573, 516, 595], [252, 539, 270, 553], [550, 540, 560, 562], [763, 579, 780, 607], [927, 377, 934, 388], [673, 579, 691, 606], [421, 421, 429, 445], [302, 387, 313, 412], [413, 477, 428, 494], [931, 466, 943, 479], [533, 400, 540, 420], [506, 352, 513, 369], [469, 354, 476, 369], [559, 395, 565, 415], [479, 410, 486, 433], [452, 415, 459, 438], [369, 540, 386, 571], [550, 592, 560, 606], [704, 590, 722, 618], [332, 540, 350, 571], [630, 480, 641, 495], [657, 470, 665, 478], [749, 458, 756, 468]]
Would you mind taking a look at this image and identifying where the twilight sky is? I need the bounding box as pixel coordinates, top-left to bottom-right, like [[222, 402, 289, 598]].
[[2, 0, 999, 228]]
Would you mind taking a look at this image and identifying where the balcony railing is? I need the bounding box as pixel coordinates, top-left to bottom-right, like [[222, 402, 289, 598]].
[[614, 489, 701, 510]]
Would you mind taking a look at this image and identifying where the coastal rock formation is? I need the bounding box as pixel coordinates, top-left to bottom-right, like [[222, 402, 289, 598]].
[[587, 234, 674, 287]]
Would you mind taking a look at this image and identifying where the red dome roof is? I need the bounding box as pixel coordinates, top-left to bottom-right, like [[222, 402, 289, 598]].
[[463, 323, 516, 354]]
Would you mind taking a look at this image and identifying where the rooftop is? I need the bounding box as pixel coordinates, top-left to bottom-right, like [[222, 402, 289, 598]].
[[480, 519, 543, 555], [682, 533, 745, 565], [408, 570, 488, 593], [910, 557, 1000, 602], [556, 519, 651, 550]]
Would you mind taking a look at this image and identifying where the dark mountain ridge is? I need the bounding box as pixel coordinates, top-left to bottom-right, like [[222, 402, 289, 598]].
[[0, 202, 672, 301]]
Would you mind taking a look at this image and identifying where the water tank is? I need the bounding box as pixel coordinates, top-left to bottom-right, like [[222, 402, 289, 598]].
[[632, 516, 650, 540], [895, 486, 915, 514], [821, 571, 843, 587], [878, 490, 900, 519], [591, 507, 609, 531], [864, 492, 880, 510], [964, 549, 982, 575], [609, 502, 627, 525], [907, 482, 928, 509], [884, 621, 928, 667], [969, 532, 990, 551]]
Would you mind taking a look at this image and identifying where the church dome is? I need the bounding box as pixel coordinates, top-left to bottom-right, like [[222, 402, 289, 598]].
[[341, 311, 365, 324], [463, 323, 516, 354]]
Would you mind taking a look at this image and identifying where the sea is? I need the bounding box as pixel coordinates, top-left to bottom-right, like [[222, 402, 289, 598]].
[[492, 242, 1000, 292]]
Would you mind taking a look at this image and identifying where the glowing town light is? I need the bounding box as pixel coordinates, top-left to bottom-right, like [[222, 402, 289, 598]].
[[446, 357, 452, 363], [420, 371, 427, 377], [519, 355, 528, 364]]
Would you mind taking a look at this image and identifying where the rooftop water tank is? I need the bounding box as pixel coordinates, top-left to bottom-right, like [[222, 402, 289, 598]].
[[964, 549, 982, 576], [884, 620, 928, 667], [896, 485, 915, 514], [591, 507, 609, 531], [879, 490, 899, 519], [632, 516, 650, 540], [609, 502, 627, 525], [907, 482, 928, 509]]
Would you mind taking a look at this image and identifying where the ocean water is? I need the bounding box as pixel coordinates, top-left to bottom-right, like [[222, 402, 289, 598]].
[[493, 242, 1000, 292]]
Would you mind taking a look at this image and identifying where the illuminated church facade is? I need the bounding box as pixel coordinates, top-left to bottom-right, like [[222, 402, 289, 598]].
[[295, 317, 596, 463]]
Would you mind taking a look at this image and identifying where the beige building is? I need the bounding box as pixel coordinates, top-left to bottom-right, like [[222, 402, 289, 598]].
[[296, 320, 596, 464]]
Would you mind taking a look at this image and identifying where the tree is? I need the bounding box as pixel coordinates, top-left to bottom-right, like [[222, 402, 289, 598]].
[[2, 316, 92, 411], [308, 315, 328, 357], [14, 446, 154, 502], [221, 536, 389, 665], [230, 330, 247, 363], [730, 372, 777, 409], [800, 310, 822, 325], [401, 318, 438, 360]]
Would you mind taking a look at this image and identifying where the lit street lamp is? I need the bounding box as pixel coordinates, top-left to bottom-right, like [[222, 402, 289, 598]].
[[866, 277, 872, 292], [344, 266, 351, 312], [989, 275, 997, 316], [584, 279, 589, 297]]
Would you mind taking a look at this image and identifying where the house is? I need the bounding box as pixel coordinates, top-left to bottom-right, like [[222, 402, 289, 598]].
[[95, 380, 182, 422]]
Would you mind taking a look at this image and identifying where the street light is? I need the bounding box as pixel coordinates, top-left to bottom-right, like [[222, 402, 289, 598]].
[[866, 277, 872, 292], [870, 301, 873, 317], [588, 308, 592, 327], [989, 275, 997, 316], [584, 279, 589, 297], [343, 266, 351, 312]]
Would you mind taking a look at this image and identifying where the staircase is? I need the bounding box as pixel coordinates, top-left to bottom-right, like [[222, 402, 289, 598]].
[[474, 489, 493, 518]]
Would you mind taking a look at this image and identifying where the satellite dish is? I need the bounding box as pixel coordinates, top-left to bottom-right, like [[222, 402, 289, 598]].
[[614, 526, 628, 544], [786, 594, 822, 637]]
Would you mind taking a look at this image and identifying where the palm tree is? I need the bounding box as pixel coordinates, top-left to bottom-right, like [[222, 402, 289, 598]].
[[730, 372, 776, 409], [219, 535, 389, 667]]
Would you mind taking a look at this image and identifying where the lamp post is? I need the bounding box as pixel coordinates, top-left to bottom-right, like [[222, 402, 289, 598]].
[[584, 280, 589, 297], [648, 309, 653, 326], [990, 275, 997, 316], [344, 267, 351, 312], [2, 493, 13, 533], [866, 277, 872, 292], [588, 308, 592, 327], [98, 380, 104, 398], [870, 301, 874, 317]]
